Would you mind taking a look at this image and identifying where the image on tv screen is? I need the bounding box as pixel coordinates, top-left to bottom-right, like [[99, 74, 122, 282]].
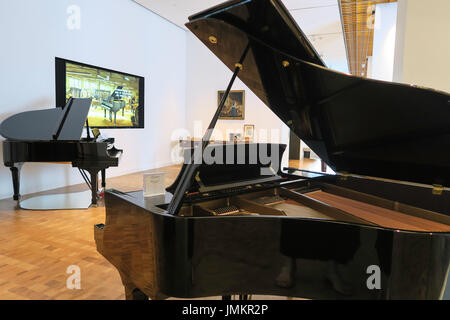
[[60, 60, 144, 128]]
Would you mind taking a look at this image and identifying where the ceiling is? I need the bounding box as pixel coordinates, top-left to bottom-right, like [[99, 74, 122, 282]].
[[134, 0, 349, 73], [339, 0, 397, 77]]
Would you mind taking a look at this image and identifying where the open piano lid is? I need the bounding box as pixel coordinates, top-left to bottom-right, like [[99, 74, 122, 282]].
[[186, 0, 450, 187]]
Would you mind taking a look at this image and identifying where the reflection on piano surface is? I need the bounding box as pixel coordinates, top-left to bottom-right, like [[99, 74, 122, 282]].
[[0, 98, 123, 206], [95, 0, 449, 300]]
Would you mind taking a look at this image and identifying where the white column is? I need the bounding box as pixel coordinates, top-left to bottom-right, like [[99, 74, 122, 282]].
[[370, 2, 398, 81]]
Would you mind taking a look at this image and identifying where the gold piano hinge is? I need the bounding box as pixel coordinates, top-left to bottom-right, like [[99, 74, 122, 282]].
[[208, 36, 217, 44], [432, 184, 444, 196], [235, 63, 243, 71], [92, 128, 100, 137]]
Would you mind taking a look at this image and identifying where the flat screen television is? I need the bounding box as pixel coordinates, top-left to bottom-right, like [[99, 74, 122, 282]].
[[56, 57, 144, 129]]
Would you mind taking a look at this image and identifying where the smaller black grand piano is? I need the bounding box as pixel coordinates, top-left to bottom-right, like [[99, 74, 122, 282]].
[[0, 97, 123, 207]]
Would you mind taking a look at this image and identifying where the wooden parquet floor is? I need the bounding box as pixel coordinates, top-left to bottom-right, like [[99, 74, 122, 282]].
[[0, 161, 312, 300], [0, 165, 182, 300]]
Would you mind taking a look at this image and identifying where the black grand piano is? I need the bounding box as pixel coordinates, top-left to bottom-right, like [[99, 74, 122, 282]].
[[1, 98, 123, 206], [95, 0, 450, 300]]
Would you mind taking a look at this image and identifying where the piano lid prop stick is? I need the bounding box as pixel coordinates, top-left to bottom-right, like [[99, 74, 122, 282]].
[[201, 45, 250, 149], [53, 98, 74, 140], [86, 119, 92, 141], [167, 45, 250, 215]]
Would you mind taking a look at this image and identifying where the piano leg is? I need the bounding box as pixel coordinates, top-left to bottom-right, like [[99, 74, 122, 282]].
[[101, 169, 106, 189], [76, 167, 109, 206], [9, 163, 23, 201], [84, 169, 100, 207]]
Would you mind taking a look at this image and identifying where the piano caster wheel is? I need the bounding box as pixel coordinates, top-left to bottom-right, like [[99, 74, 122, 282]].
[[132, 288, 148, 300]]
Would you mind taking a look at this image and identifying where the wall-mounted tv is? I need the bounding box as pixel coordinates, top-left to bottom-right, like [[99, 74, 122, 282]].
[[56, 58, 144, 129]]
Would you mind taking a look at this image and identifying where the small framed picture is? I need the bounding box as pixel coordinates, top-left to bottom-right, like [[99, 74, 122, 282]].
[[243, 124, 255, 142], [218, 90, 245, 120]]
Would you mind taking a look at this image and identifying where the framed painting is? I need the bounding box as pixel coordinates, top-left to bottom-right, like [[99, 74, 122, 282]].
[[218, 90, 245, 120], [243, 124, 255, 142]]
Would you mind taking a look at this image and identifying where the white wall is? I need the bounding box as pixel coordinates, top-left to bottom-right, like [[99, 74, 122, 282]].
[[392, 1, 450, 298], [0, 0, 186, 199], [185, 33, 290, 168], [371, 2, 398, 81], [394, 0, 450, 93]]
